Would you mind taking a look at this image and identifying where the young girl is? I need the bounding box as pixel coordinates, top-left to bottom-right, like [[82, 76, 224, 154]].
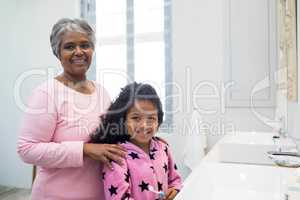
[[91, 82, 182, 200]]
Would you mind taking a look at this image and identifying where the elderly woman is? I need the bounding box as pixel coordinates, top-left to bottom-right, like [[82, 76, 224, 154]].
[[17, 18, 126, 200]]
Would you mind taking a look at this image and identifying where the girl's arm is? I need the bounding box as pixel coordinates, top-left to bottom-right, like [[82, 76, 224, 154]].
[[102, 158, 134, 200], [166, 146, 182, 191]]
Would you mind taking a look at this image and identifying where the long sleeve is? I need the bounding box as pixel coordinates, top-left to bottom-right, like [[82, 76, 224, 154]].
[[167, 146, 182, 191], [17, 88, 84, 168], [102, 159, 134, 200]]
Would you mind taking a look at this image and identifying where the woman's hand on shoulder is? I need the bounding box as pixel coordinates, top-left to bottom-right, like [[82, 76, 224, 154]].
[[83, 143, 127, 170]]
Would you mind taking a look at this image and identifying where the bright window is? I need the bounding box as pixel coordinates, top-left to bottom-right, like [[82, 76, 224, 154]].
[[95, 0, 172, 129]]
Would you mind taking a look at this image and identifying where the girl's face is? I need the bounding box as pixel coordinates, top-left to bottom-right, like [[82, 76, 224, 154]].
[[126, 99, 159, 145]]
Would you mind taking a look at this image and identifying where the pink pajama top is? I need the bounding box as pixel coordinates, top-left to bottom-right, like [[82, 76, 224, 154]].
[[17, 79, 111, 200], [102, 138, 182, 200]]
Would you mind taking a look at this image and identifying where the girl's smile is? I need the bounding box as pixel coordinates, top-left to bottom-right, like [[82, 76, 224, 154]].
[[126, 99, 159, 152]]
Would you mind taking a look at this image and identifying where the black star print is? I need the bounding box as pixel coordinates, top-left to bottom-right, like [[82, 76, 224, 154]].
[[151, 147, 158, 152], [164, 146, 168, 156], [108, 185, 118, 196], [150, 166, 155, 172], [149, 152, 155, 160], [139, 180, 149, 192], [102, 172, 106, 180], [157, 181, 163, 191], [121, 192, 131, 200], [174, 164, 178, 170], [124, 170, 130, 183], [163, 163, 168, 173], [128, 152, 140, 160]]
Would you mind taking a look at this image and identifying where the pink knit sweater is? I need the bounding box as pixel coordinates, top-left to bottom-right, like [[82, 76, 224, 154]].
[[17, 79, 111, 200]]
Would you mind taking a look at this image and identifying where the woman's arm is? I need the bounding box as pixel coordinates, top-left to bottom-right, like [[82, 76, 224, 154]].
[[17, 88, 85, 168], [17, 87, 126, 169]]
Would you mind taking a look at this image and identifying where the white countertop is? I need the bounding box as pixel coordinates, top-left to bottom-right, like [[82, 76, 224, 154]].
[[175, 132, 297, 200]]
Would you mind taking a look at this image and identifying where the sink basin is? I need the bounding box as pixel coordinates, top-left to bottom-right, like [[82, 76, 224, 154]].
[[175, 163, 294, 200], [218, 132, 296, 165]]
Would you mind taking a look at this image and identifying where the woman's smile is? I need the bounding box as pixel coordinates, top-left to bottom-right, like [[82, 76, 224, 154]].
[[71, 57, 88, 65]]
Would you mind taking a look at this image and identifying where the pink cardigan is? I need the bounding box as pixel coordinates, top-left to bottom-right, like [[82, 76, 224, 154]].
[[17, 79, 111, 200], [102, 138, 182, 200]]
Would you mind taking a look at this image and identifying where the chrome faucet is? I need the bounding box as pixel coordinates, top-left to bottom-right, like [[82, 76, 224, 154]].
[[278, 116, 287, 138], [271, 116, 287, 152]]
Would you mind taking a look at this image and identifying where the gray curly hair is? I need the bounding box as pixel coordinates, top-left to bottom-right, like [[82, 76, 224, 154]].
[[50, 18, 95, 58]]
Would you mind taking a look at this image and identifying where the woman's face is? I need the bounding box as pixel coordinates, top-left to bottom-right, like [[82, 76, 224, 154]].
[[59, 31, 94, 78], [126, 100, 159, 145]]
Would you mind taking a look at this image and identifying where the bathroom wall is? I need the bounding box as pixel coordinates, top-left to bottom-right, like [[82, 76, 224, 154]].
[[169, 0, 275, 178]]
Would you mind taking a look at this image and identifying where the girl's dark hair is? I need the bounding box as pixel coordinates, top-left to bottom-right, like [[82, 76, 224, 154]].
[[90, 82, 164, 144]]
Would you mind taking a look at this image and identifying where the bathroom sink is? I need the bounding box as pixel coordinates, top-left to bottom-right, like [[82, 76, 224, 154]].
[[218, 132, 296, 165], [175, 162, 294, 200]]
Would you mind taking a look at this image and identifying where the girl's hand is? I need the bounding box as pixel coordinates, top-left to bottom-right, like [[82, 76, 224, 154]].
[[83, 143, 127, 170], [164, 187, 178, 200]]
